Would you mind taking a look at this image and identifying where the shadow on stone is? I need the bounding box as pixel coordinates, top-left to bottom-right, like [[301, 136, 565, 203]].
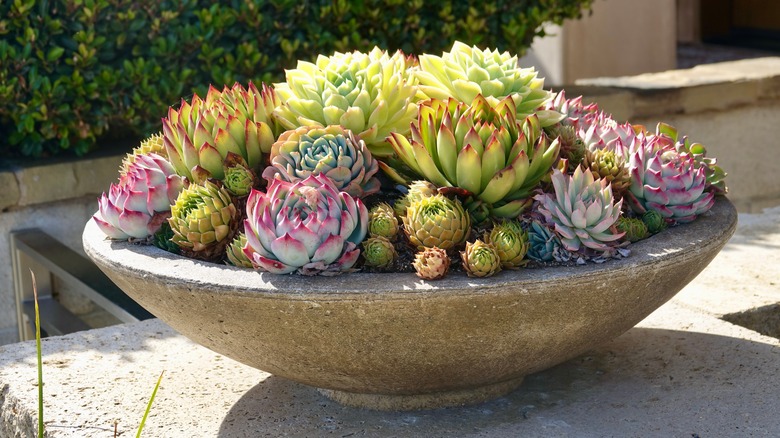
[[218, 327, 780, 437], [723, 303, 780, 339]]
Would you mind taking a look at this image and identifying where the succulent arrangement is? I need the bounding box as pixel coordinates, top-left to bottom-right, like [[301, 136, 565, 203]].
[[94, 41, 728, 280]]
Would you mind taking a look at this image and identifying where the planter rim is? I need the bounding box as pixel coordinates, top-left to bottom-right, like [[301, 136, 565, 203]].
[[83, 198, 737, 299]]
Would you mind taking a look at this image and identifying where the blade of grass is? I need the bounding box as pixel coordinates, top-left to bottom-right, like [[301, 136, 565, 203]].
[[31, 270, 44, 438], [136, 371, 164, 438]]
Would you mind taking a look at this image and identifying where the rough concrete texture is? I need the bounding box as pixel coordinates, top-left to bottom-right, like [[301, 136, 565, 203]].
[[578, 57, 780, 90], [81, 200, 736, 409], [0, 198, 101, 345], [1, 204, 777, 436], [7, 154, 122, 209]]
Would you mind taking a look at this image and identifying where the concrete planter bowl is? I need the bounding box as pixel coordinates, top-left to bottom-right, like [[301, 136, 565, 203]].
[[83, 198, 737, 411]]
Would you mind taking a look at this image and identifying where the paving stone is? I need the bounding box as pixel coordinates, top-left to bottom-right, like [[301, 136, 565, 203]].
[[1, 208, 778, 437]]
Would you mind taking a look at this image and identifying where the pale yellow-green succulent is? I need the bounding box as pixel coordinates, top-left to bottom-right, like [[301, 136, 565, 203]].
[[273, 47, 419, 156], [388, 95, 560, 219], [414, 41, 559, 126], [403, 194, 471, 251]]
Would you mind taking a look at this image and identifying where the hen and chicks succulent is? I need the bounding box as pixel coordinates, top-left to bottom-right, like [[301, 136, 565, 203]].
[[94, 41, 728, 279]]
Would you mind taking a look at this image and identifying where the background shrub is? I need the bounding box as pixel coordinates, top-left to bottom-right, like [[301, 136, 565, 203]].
[[0, 0, 592, 160]]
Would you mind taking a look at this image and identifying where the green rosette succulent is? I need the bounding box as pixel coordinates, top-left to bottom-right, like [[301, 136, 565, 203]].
[[535, 167, 624, 252], [368, 203, 399, 240], [642, 210, 667, 234], [403, 194, 471, 251], [262, 125, 380, 198], [362, 236, 397, 269], [226, 233, 254, 268], [415, 41, 558, 125], [460, 239, 502, 278], [152, 221, 180, 255], [162, 83, 276, 184], [615, 217, 649, 243], [169, 180, 240, 262], [393, 180, 439, 218], [388, 96, 560, 219], [583, 149, 631, 198], [222, 153, 259, 197], [485, 220, 529, 269], [412, 247, 451, 280], [273, 47, 419, 157]]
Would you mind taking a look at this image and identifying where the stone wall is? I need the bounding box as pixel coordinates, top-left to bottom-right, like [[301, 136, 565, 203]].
[[0, 154, 123, 344]]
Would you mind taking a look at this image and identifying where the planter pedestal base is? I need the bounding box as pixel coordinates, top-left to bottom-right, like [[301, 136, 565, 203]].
[[317, 376, 526, 410]]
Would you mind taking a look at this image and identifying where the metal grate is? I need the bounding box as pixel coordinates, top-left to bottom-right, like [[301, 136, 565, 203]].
[[11, 229, 153, 340]]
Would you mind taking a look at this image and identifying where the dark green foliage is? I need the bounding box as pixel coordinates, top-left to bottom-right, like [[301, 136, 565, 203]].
[[0, 0, 593, 159]]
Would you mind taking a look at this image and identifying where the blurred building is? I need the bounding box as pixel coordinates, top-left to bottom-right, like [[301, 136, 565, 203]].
[[522, 0, 780, 85]]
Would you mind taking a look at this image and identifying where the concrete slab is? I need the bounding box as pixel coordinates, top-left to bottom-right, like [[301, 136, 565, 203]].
[[1, 207, 779, 437]]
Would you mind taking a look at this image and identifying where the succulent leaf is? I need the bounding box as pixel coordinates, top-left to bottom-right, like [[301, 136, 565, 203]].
[[535, 167, 624, 252], [244, 174, 368, 275], [94, 153, 185, 240]]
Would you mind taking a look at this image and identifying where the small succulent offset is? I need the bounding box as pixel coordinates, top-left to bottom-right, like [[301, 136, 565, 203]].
[[94, 153, 185, 240], [642, 210, 667, 234], [403, 194, 471, 251], [243, 174, 368, 275], [413, 247, 451, 280], [615, 217, 649, 243], [226, 233, 254, 268], [222, 154, 259, 197], [526, 221, 563, 262], [535, 167, 624, 252], [486, 221, 529, 269], [368, 203, 399, 240], [461, 240, 502, 278], [169, 180, 240, 262], [262, 125, 380, 198], [583, 149, 631, 198], [361, 236, 397, 269]]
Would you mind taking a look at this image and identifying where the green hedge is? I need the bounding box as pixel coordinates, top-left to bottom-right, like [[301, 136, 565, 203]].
[[0, 0, 592, 159]]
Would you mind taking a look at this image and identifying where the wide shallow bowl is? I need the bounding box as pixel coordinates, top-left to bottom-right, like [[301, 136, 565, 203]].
[[83, 198, 737, 410]]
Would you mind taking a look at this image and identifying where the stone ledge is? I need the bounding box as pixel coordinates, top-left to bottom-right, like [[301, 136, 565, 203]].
[[1, 154, 122, 211], [576, 57, 780, 120], [1, 208, 779, 437]]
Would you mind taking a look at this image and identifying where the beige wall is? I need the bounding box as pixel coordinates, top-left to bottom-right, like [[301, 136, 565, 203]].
[[521, 0, 677, 85]]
